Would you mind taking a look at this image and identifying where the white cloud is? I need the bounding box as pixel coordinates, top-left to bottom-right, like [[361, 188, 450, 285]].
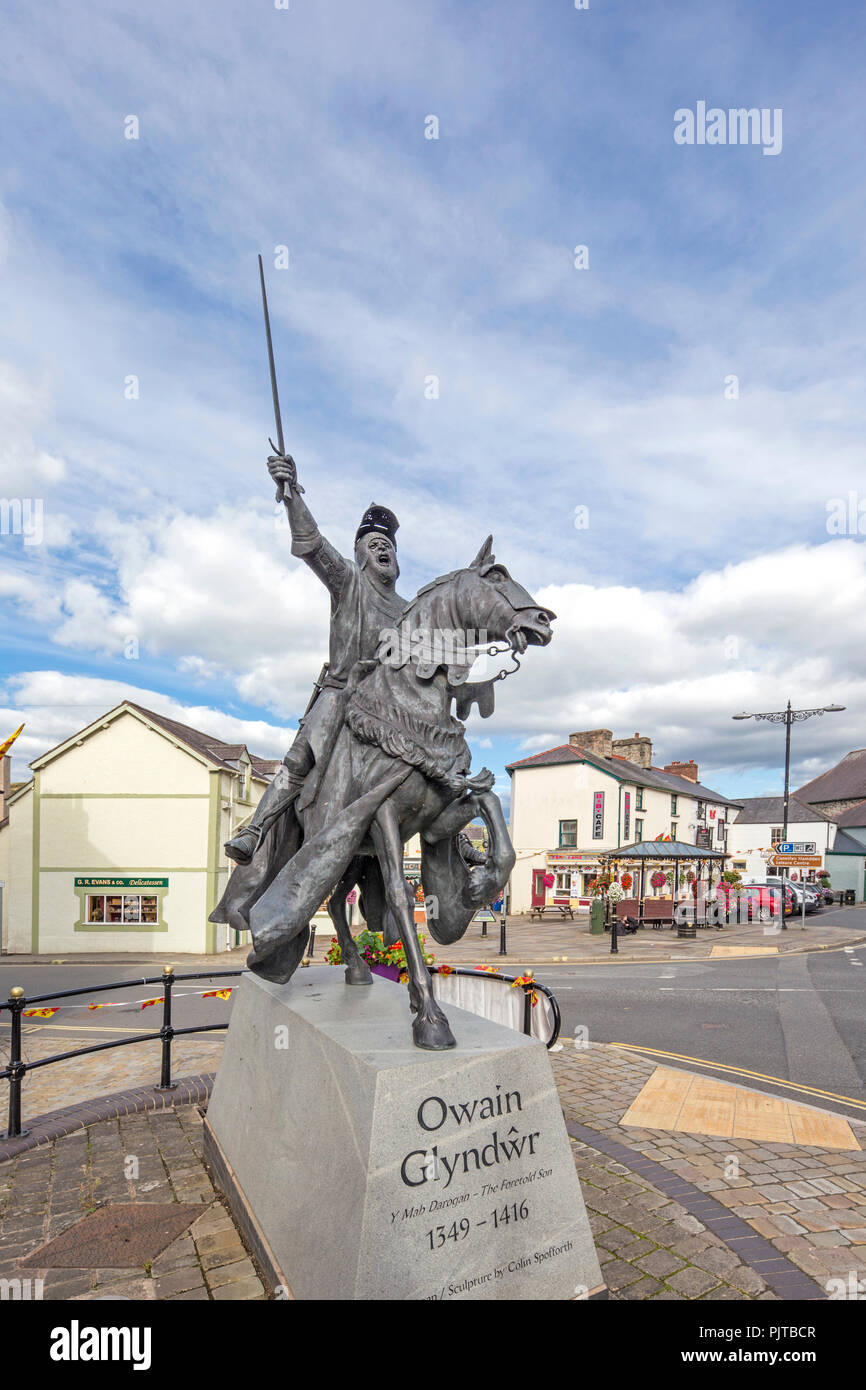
[[0, 670, 293, 779]]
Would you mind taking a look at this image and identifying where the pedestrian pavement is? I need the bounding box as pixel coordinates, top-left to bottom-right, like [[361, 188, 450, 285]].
[[2, 1031, 864, 1300], [3, 905, 863, 981]]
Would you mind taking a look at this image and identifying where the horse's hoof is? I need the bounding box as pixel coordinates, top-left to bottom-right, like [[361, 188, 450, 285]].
[[344, 963, 373, 986], [412, 1006, 456, 1051]]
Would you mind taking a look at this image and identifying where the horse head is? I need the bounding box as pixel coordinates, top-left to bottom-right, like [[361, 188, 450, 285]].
[[397, 537, 554, 716], [459, 535, 556, 655]]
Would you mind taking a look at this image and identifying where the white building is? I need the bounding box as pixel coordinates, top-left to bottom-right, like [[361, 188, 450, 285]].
[[0, 702, 279, 956], [727, 796, 836, 883], [507, 729, 740, 913]]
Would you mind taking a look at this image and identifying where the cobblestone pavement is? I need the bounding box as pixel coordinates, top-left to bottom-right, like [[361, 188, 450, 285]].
[[1, 1032, 225, 1126], [2, 1041, 864, 1299], [553, 1045, 866, 1300], [0, 1105, 265, 1300]]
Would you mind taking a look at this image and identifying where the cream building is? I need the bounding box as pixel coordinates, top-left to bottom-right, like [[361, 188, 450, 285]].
[[727, 796, 836, 884], [0, 702, 280, 956], [507, 729, 740, 913]]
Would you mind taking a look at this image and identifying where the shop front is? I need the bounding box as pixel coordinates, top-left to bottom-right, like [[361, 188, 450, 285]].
[[544, 850, 601, 911]]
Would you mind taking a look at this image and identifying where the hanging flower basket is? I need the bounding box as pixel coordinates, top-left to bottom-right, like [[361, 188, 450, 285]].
[[621, 873, 633, 891], [650, 870, 666, 890]]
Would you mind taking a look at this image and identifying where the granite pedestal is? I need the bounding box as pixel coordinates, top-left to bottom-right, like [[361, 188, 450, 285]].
[[204, 967, 605, 1301]]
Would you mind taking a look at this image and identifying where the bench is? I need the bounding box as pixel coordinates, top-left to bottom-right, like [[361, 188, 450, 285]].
[[529, 900, 575, 922], [613, 897, 675, 929]]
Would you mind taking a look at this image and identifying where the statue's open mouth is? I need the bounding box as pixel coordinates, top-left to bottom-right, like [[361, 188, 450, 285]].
[[508, 608, 555, 654]]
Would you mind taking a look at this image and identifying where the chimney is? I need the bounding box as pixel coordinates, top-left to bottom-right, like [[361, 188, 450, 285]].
[[664, 759, 699, 783], [570, 729, 612, 759], [612, 733, 653, 769]]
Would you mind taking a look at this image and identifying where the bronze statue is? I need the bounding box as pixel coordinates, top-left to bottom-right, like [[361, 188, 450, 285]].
[[210, 265, 554, 1049]]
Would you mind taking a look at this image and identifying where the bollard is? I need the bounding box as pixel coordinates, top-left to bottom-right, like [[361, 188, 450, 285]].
[[610, 915, 619, 955], [522, 987, 533, 1037], [481, 917, 487, 938], [156, 966, 177, 1092], [308, 925, 317, 959], [498, 916, 507, 956], [3, 987, 29, 1139]]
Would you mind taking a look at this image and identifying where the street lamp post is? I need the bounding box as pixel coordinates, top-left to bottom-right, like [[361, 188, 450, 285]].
[[733, 701, 845, 929]]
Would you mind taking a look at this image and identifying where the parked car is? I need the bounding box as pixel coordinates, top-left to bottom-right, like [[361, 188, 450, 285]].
[[717, 882, 794, 921], [785, 882, 820, 913]]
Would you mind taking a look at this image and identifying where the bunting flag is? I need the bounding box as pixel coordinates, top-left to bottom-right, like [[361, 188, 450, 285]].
[[17, 987, 235, 1018], [0, 723, 24, 759]]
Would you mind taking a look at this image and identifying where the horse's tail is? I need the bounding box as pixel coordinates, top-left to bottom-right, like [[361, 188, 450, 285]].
[[421, 793, 515, 945]]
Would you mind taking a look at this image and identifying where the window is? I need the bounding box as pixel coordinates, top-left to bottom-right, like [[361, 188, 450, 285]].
[[555, 871, 571, 895], [558, 819, 577, 848], [635, 789, 644, 811], [671, 795, 678, 815], [238, 765, 249, 802], [697, 801, 705, 819], [671, 822, 678, 839], [770, 827, 783, 845], [87, 894, 158, 925], [635, 819, 644, 841]]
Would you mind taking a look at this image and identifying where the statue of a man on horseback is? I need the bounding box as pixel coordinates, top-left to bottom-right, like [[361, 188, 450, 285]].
[[223, 455, 406, 866], [211, 451, 555, 1050]]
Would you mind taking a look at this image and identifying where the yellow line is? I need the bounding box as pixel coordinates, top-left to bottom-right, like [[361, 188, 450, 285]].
[[611, 1042, 866, 1113]]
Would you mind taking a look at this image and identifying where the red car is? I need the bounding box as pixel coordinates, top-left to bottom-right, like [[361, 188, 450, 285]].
[[716, 883, 795, 921]]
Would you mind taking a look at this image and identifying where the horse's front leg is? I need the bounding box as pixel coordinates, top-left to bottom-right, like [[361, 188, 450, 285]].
[[371, 803, 455, 1051], [328, 857, 372, 985]]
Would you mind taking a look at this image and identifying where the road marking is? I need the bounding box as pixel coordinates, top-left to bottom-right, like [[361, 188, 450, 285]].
[[611, 1042, 866, 1113], [622, 1067, 859, 1149]]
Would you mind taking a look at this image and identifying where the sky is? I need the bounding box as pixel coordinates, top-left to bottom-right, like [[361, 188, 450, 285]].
[[1, 0, 865, 815]]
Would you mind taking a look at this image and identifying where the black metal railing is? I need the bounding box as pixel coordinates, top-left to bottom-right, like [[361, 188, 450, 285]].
[[429, 965, 561, 1049], [1, 960, 562, 1140], [0, 967, 242, 1140]]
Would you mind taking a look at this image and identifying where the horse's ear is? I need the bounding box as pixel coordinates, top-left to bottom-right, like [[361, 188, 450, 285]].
[[469, 535, 495, 568]]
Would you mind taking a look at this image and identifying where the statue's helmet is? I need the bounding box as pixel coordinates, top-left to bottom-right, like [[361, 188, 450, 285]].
[[355, 504, 399, 549]]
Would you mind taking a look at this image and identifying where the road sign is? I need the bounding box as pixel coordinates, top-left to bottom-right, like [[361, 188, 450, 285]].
[[770, 854, 822, 868], [776, 841, 816, 855]]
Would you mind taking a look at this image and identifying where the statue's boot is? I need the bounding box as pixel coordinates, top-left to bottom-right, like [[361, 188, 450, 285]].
[[225, 768, 306, 864]]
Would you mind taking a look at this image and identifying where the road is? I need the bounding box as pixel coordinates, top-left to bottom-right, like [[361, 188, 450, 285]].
[[3, 942, 866, 1125], [0, 963, 238, 1044], [535, 941, 866, 1120]]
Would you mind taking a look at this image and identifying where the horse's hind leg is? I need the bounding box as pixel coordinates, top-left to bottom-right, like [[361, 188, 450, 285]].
[[328, 857, 372, 986], [370, 803, 455, 1051]]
